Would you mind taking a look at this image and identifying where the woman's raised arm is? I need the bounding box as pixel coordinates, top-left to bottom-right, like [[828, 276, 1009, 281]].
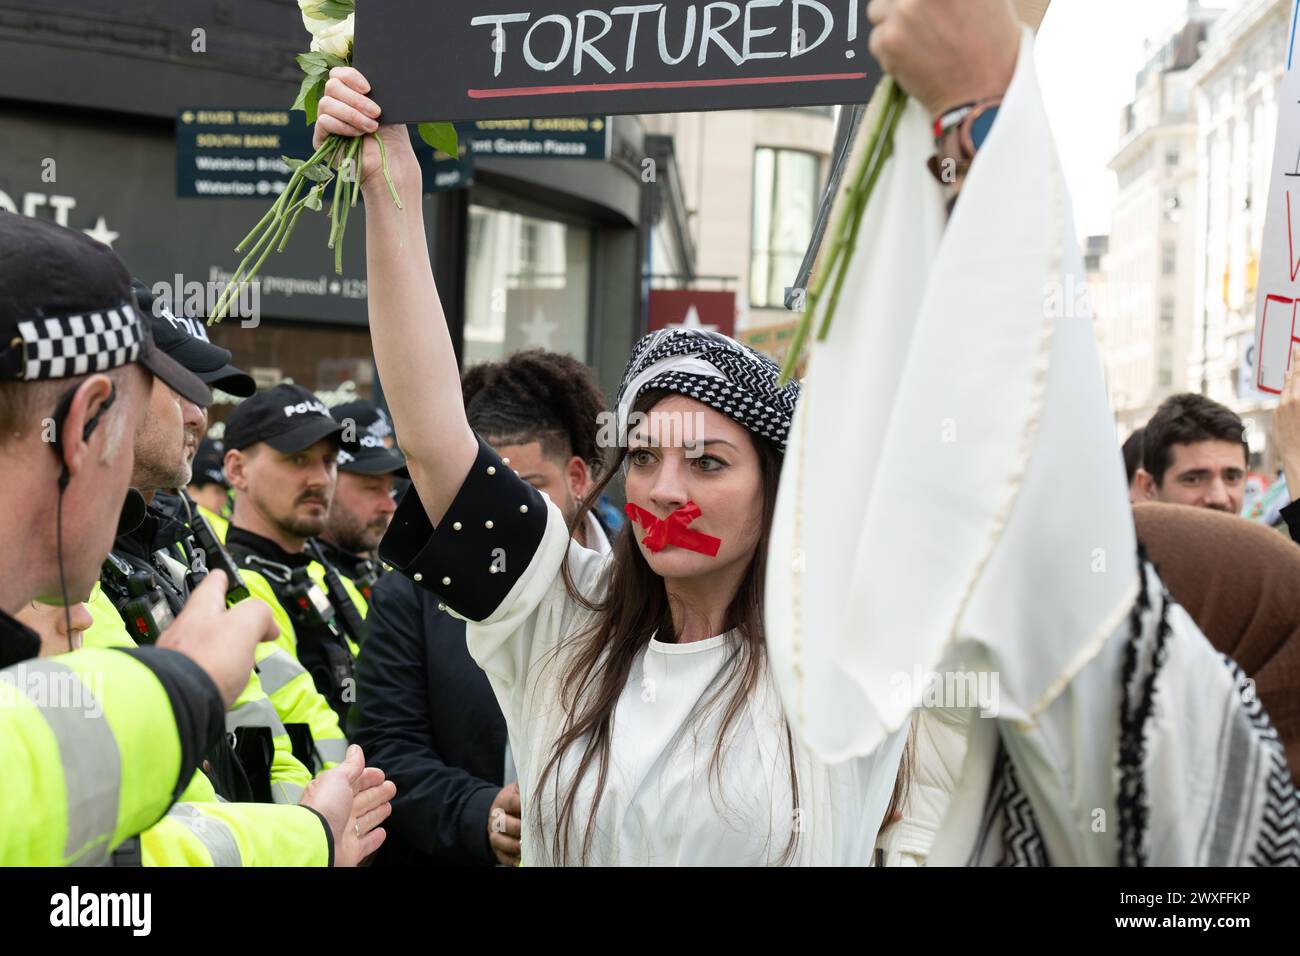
[[315, 67, 478, 524]]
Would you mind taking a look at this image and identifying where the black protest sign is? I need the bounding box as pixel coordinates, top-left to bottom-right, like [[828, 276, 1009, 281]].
[[355, 1, 880, 123]]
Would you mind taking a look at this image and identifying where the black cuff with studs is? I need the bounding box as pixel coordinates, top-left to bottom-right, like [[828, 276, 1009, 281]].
[[379, 432, 549, 621]]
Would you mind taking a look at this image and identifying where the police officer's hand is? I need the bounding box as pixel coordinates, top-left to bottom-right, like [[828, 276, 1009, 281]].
[[867, 0, 1021, 118], [156, 571, 276, 709], [488, 781, 521, 866], [300, 744, 395, 867]]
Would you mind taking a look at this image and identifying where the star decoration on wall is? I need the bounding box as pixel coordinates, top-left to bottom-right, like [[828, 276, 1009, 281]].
[[83, 216, 120, 248], [521, 307, 558, 348]]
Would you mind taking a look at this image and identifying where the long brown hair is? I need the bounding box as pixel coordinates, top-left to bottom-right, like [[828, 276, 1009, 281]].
[[533, 388, 800, 864]]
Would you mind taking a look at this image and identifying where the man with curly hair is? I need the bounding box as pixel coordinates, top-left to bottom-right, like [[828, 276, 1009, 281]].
[[348, 349, 612, 866], [459, 350, 615, 548]]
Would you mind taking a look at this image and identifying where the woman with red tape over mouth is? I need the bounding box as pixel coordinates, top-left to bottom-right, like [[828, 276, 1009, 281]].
[[317, 65, 906, 864]]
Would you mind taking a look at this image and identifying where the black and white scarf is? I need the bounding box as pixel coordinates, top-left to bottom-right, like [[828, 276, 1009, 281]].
[[615, 328, 800, 453]]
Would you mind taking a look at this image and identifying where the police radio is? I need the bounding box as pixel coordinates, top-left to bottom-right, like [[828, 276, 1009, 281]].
[[306, 540, 365, 647], [236, 554, 354, 715], [284, 566, 355, 706], [188, 508, 251, 604], [282, 565, 336, 633], [101, 552, 175, 644], [351, 559, 381, 602]]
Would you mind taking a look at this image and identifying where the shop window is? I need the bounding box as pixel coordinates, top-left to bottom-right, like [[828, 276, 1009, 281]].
[[468, 212, 487, 262], [518, 221, 540, 276], [750, 147, 820, 309], [1163, 188, 1180, 222], [463, 204, 592, 367]]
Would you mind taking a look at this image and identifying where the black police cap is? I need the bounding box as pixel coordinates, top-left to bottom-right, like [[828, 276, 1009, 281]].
[[330, 400, 407, 476], [224, 383, 343, 453], [132, 280, 255, 398], [0, 214, 210, 406], [191, 437, 229, 488]]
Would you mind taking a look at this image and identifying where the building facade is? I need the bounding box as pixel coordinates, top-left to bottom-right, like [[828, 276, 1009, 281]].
[[1100, 3, 1220, 438], [1188, 0, 1291, 470], [0, 0, 698, 419], [640, 107, 837, 364]]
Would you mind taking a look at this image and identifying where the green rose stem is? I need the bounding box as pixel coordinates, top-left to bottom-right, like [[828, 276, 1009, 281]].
[[232, 137, 334, 254], [816, 82, 907, 342], [372, 132, 403, 211], [209, 135, 334, 323], [249, 193, 309, 285], [210, 130, 401, 324], [327, 137, 358, 249], [328, 141, 346, 250], [777, 78, 908, 386], [333, 137, 362, 274], [277, 176, 313, 252], [272, 163, 313, 250], [350, 139, 363, 208], [224, 179, 315, 318]]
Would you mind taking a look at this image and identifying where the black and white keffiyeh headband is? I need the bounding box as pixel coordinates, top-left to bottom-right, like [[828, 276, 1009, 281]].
[[614, 328, 801, 453]]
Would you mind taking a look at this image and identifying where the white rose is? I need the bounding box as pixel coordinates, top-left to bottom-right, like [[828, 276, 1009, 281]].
[[310, 13, 354, 59], [299, 0, 334, 35]]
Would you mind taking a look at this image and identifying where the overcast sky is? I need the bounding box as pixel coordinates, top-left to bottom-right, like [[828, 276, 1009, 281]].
[[1035, 0, 1234, 241]]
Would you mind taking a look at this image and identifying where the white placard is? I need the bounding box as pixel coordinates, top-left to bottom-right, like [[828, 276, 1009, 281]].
[[1254, 1, 1300, 394]]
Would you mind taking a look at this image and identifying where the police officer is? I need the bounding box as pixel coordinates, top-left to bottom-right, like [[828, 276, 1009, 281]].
[[91, 282, 316, 806], [99, 281, 254, 647], [0, 214, 342, 865], [318, 400, 407, 607], [21, 590, 384, 867], [222, 384, 368, 726], [187, 436, 233, 526]]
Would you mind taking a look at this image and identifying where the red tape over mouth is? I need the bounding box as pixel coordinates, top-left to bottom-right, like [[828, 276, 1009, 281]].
[[624, 501, 722, 557]]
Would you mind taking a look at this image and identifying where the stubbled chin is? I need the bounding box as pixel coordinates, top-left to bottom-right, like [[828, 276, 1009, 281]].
[[288, 508, 327, 537]]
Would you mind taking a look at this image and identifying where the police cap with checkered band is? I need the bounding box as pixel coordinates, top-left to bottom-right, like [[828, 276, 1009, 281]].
[[0, 214, 211, 406]]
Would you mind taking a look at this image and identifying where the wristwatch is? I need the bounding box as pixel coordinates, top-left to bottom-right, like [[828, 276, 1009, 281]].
[[927, 97, 1002, 188]]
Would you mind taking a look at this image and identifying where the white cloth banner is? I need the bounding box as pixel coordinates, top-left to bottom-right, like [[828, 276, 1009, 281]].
[[765, 28, 1136, 766]]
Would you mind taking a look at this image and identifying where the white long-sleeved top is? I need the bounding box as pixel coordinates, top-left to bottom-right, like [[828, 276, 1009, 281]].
[[462, 498, 906, 866]]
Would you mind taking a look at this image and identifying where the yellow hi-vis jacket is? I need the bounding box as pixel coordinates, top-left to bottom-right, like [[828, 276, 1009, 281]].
[[0, 641, 219, 866], [195, 506, 349, 773], [246, 563, 363, 662], [140, 800, 331, 866], [198, 504, 230, 544], [82, 587, 331, 866], [200, 504, 365, 656], [85, 584, 312, 803]]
